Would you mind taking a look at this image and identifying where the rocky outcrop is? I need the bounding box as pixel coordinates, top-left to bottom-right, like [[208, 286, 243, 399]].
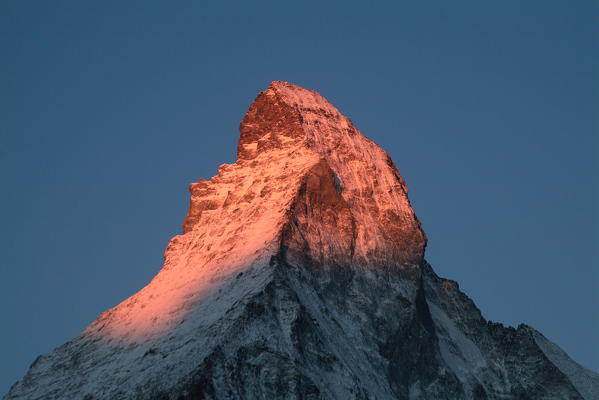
[[4, 82, 597, 400]]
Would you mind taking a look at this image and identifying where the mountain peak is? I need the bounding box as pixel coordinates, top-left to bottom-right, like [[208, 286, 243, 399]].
[[0, 82, 418, 345], [79, 81, 425, 341], [6, 83, 598, 400], [190, 81, 426, 266]]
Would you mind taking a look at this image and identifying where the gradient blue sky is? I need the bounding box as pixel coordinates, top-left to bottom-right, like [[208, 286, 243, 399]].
[[1, 1, 597, 393]]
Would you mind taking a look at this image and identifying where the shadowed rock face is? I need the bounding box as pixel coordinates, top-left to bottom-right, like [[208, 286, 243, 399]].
[[5, 82, 597, 400]]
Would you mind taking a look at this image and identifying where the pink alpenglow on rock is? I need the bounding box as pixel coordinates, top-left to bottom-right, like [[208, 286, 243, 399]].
[[86, 81, 425, 343], [187, 81, 426, 265]]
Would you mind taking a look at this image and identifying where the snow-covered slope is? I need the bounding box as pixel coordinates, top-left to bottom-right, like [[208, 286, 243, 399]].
[[4, 82, 597, 400], [533, 329, 599, 400]]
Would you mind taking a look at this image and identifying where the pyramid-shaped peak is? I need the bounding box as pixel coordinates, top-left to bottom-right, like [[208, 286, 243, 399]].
[[115, 82, 427, 340]]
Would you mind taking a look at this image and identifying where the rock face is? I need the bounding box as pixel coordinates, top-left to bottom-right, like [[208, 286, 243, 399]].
[[4, 82, 597, 400]]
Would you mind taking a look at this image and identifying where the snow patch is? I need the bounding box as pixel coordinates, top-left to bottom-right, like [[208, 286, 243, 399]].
[[533, 330, 599, 400]]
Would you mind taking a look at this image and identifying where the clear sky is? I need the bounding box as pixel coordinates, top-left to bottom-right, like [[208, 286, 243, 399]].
[[1, 0, 597, 394]]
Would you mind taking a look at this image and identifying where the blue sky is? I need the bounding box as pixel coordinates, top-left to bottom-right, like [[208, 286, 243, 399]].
[[1, 0, 597, 393]]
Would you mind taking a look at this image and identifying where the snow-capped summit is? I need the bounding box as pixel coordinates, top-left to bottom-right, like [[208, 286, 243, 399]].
[[4, 82, 597, 400], [185, 80, 426, 266]]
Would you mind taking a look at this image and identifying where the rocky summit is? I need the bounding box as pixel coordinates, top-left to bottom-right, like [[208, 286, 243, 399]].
[[5, 82, 598, 400]]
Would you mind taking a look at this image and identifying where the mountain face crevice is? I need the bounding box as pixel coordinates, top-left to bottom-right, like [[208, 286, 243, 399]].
[[5, 81, 597, 400], [281, 159, 357, 269]]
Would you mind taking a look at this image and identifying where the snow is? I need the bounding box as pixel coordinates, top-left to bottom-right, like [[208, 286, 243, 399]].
[[533, 330, 599, 400], [428, 302, 488, 379]]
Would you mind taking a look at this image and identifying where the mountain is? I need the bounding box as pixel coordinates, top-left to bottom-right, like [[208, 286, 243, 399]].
[[4, 81, 597, 400]]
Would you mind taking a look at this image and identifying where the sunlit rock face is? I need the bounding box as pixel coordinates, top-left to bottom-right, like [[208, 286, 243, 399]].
[[5, 82, 597, 400], [184, 81, 426, 267]]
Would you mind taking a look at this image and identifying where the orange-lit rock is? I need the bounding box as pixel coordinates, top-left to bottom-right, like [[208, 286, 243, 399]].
[[85, 81, 426, 342], [186, 81, 426, 264]]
